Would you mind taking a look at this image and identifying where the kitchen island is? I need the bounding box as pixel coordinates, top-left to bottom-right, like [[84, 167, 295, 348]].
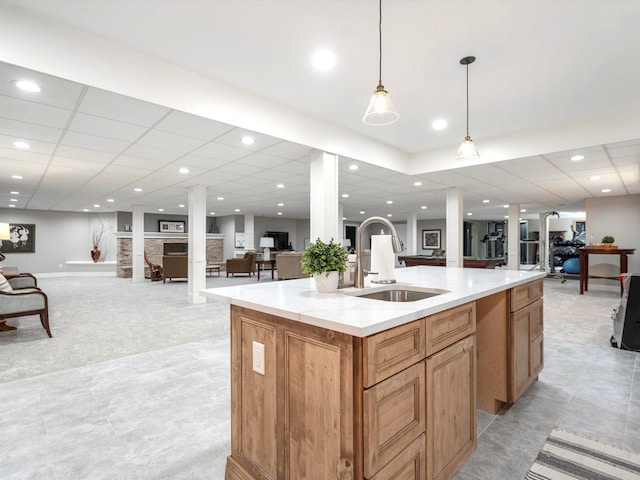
[[201, 266, 546, 480], [399, 255, 506, 269]]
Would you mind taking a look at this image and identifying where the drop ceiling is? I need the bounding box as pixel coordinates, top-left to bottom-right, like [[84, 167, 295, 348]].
[[0, 1, 639, 222]]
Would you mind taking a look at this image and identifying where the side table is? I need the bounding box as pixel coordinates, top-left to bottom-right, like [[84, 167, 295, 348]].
[[256, 259, 275, 281], [578, 247, 635, 295]]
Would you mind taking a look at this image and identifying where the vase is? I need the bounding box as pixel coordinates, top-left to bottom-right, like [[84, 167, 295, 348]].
[[314, 271, 339, 293], [91, 246, 101, 263]]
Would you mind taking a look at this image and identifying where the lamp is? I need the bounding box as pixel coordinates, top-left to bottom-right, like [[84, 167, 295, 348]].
[[0, 222, 10, 262], [456, 56, 480, 161], [259, 237, 274, 260], [363, 0, 399, 125], [343, 238, 352, 250]]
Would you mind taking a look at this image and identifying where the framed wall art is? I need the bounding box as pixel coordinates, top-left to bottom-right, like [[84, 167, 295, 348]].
[[1, 224, 36, 253], [159, 220, 185, 233], [422, 229, 441, 250]]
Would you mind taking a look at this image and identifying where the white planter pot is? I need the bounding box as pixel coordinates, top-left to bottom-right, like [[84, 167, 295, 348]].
[[313, 271, 340, 293]]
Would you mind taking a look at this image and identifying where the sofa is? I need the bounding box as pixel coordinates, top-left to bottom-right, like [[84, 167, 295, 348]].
[[162, 253, 188, 283], [226, 251, 257, 277], [276, 252, 306, 280]]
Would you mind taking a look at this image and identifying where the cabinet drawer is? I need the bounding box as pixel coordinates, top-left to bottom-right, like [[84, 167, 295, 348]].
[[426, 302, 476, 356], [363, 319, 426, 387], [369, 434, 425, 480], [510, 279, 543, 312], [363, 362, 425, 478]]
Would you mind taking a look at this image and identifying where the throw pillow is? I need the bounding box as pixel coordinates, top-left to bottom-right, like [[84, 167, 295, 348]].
[[0, 273, 13, 293]]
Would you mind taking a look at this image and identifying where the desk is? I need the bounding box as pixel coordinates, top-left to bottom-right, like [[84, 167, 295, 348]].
[[578, 247, 635, 294], [398, 256, 506, 269], [256, 259, 275, 281]]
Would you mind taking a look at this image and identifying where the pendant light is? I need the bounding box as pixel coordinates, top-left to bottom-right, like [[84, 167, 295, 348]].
[[363, 0, 399, 125], [456, 56, 479, 160]]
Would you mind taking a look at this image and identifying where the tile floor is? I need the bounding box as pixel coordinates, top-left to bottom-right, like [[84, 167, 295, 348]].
[[1, 278, 639, 479]]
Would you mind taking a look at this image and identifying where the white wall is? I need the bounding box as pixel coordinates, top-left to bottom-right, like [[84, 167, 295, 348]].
[[585, 194, 640, 281]]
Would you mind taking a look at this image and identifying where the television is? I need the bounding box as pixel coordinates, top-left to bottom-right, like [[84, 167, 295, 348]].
[[264, 231, 289, 251], [163, 242, 188, 255]]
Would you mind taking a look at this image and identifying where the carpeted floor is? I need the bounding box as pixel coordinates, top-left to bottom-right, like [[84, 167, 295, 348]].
[[0, 274, 261, 383]]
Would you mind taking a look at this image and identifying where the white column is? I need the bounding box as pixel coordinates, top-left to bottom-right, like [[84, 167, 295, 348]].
[[406, 213, 417, 256], [507, 204, 520, 270], [310, 150, 339, 242], [188, 185, 207, 304], [446, 188, 463, 268], [132, 205, 145, 283], [244, 214, 255, 251]]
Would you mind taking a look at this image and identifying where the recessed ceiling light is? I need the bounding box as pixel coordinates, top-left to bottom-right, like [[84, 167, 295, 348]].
[[277, 212, 283, 216], [601, 188, 612, 193], [341, 193, 349, 198], [276, 184, 285, 189], [360, 211, 365, 214], [134, 187, 143, 192], [504, 215, 509, 219], [311, 49, 336, 71], [178, 167, 189, 174], [520, 209, 526, 213], [209, 211, 215, 215], [342, 217, 347, 221], [590, 175, 601, 181], [413, 181, 422, 186], [387, 214, 393, 217], [278, 203, 284, 207], [483, 199, 490, 203], [93, 204, 100, 208], [241, 136, 255, 145], [570, 154, 584, 161], [10, 191, 19, 195], [234, 208, 240, 212], [83, 208, 89, 212], [179, 204, 185, 208], [217, 196, 224, 201], [11, 175, 23, 180], [13, 140, 31, 149], [348, 164, 359, 171], [432, 119, 447, 130], [421, 205, 427, 209], [158, 208, 164, 212], [386, 200, 393, 204], [107, 198, 115, 203], [9, 198, 17, 202], [8, 205, 15, 208], [467, 212, 473, 216], [15, 80, 42, 93], [503, 204, 509, 208]]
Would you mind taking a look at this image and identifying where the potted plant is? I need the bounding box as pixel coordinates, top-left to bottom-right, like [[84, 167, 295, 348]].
[[301, 237, 348, 292], [601, 235, 615, 248]]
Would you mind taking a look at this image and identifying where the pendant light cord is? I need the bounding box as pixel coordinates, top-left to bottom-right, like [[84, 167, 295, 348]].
[[465, 63, 470, 137], [378, 0, 382, 85]]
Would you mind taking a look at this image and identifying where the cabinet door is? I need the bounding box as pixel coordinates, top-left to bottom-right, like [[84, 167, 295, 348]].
[[510, 306, 532, 402], [370, 434, 426, 480], [529, 299, 544, 378], [426, 335, 477, 480], [363, 362, 425, 478]]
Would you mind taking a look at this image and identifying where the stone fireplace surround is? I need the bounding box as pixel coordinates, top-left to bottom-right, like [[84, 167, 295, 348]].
[[116, 233, 224, 278]]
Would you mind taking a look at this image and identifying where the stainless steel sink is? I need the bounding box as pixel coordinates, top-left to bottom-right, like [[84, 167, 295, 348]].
[[346, 286, 449, 302]]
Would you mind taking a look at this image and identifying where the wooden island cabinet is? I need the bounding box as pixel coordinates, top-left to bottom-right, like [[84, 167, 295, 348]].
[[201, 267, 545, 480]]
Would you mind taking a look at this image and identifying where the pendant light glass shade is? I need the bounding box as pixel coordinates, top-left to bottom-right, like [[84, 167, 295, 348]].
[[456, 135, 479, 161], [456, 56, 479, 160], [363, 82, 399, 125], [363, 0, 398, 126]]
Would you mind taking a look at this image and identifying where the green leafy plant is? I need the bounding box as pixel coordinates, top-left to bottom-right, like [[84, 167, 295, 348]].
[[602, 235, 615, 244], [301, 237, 348, 276]]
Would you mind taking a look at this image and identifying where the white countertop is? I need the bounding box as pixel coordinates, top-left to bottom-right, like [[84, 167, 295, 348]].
[[200, 266, 546, 337]]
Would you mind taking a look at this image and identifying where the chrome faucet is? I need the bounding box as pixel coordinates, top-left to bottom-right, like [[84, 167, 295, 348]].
[[355, 216, 403, 288]]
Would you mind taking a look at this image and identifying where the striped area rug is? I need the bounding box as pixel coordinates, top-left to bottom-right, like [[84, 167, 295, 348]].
[[526, 428, 640, 479]]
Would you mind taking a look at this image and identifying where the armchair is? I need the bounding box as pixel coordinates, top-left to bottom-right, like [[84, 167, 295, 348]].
[[0, 274, 51, 337], [226, 252, 257, 277], [162, 253, 188, 283]]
